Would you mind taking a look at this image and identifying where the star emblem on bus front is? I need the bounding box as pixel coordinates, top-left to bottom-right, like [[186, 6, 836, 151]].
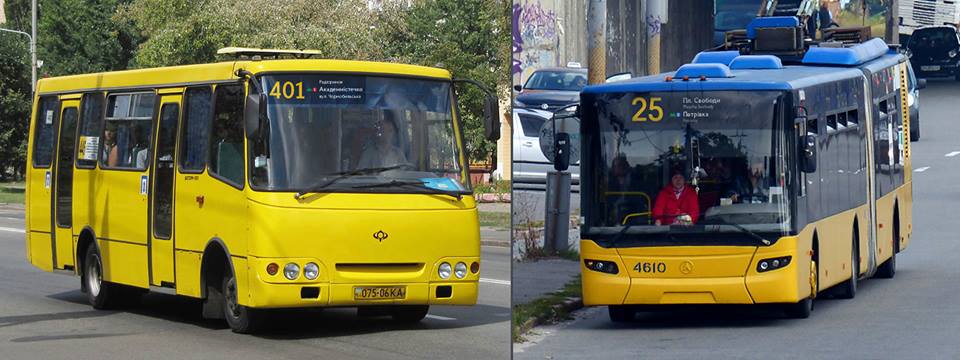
[[373, 230, 389, 242]]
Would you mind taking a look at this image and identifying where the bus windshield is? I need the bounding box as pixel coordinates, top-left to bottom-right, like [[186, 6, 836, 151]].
[[250, 74, 468, 194], [582, 91, 792, 244]]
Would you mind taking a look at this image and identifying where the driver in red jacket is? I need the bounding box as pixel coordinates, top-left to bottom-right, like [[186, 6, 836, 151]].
[[653, 172, 700, 226]]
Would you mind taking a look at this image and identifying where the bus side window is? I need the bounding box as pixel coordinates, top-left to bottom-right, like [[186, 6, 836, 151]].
[[180, 87, 212, 173], [32, 96, 60, 168], [77, 93, 105, 168], [209, 84, 244, 187], [102, 92, 156, 170]]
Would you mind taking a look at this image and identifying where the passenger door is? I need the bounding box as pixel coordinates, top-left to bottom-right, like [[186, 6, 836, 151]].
[[150, 95, 181, 286], [53, 100, 80, 270], [27, 96, 59, 271]]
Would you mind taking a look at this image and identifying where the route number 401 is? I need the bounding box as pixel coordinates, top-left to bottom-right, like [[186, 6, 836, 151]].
[[269, 81, 306, 100], [632, 96, 663, 122]]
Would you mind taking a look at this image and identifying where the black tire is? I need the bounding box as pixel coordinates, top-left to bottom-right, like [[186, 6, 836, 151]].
[[876, 222, 898, 279], [391, 305, 429, 323], [834, 235, 859, 299], [83, 245, 123, 310], [910, 123, 920, 142], [784, 298, 813, 319], [608, 305, 634, 323], [222, 270, 261, 333]]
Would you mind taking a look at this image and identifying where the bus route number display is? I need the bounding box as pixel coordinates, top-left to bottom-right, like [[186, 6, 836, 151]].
[[267, 76, 366, 104]]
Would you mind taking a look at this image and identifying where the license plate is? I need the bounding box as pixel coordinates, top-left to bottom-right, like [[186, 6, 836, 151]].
[[354, 286, 406, 300], [921, 65, 941, 71]]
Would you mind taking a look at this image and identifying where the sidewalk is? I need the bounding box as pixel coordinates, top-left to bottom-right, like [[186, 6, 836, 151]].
[[511, 257, 580, 304]]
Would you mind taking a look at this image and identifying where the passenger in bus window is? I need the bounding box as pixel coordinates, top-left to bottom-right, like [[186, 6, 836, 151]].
[[652, 172, 699, 226], [606, 155, 644, 224], [103, 127, 119, 167], [730, 161, 770, 204], [357, 111, 408, 169]]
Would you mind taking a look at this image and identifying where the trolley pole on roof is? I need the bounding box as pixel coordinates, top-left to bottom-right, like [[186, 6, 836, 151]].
[[586, 0, 606, 84]]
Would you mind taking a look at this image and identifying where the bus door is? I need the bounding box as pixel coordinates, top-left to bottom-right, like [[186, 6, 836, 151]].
[[53, 99, 80, 270], [27, 96, 59, 271], [149, 95, 182, 287]]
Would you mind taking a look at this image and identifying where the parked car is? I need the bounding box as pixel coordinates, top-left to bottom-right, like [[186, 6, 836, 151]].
[[906, 25, 960, 80], [514, 66, 588, 111], [512, 108, 580, 190], [906, 61, 926, 141]]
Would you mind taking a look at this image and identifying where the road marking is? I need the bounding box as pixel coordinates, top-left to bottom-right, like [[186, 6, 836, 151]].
[[946, 151, 960, 157], [480, 278, 511, 285], [425, 314, 457, 321], [0, 227, 25, 233], [915, 166, 930, 173]]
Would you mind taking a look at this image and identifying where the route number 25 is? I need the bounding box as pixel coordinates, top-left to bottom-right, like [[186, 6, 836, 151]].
[[632, 96, 663, 122]]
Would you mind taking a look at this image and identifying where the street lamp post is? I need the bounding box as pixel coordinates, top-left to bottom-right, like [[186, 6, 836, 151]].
[[0, 27, 36, 93]]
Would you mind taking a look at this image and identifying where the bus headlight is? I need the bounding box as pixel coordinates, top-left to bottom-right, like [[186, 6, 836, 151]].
[[303, 262, 319, 280], [454, 262, 468, 279], [438, 262, 452, 279], [908, 93, 916, 107], [757, 256, 791, 272], [283, 263, 300, 280]]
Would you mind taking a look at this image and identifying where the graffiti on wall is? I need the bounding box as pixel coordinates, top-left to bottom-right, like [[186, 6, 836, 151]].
[[513, 0, 561, 83]]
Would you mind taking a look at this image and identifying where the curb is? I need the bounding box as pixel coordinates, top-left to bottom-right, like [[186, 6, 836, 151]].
[[515, 296, 584, 338], [481, 240, 510, 248]]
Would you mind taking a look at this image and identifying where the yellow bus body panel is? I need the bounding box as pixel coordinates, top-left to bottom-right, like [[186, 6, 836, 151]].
[[26, 58, 476, 310]]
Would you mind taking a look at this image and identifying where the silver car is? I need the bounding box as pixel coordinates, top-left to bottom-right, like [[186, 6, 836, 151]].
[[512, 108, 580, 190]]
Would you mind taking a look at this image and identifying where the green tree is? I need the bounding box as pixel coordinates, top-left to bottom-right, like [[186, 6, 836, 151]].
[[0, 35, 31, 180], [118, 0, 385, 67], [0, 0, 34, 179], [37, 0, 139, 76], [378, 0, 511, 163]]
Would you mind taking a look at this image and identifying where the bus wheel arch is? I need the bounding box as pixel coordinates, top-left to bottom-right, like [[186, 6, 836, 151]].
[[877, 202, 899, 278], [200, 238, 231, 320]]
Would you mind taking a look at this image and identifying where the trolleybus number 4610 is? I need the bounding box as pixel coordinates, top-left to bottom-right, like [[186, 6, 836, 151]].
[[635, 262, 667, 274]]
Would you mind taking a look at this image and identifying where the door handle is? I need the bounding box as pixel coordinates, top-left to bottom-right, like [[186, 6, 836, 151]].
[[522, 141, 533, 147]]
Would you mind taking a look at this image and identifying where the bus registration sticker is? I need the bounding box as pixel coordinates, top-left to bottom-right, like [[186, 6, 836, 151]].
[[354, 286, 407, 300]]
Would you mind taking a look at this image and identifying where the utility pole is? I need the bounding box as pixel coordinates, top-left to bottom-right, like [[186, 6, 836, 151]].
[[645, 0, 667, 76], [586, 0, 606, 84], [32, 0, 37, 93]]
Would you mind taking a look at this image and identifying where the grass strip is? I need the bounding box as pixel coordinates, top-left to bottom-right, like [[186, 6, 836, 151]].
[[512, 275, 582, 342], [478, 211, 511, 230]]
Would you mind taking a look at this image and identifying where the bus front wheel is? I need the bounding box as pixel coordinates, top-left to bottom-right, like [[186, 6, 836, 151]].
[[222, 271, 261, 333]]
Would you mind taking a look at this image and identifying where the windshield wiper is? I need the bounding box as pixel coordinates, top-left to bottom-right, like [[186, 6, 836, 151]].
[[293, 164, 412, 200], [352, 179, 463, 201], [708, 218, 772, 246]]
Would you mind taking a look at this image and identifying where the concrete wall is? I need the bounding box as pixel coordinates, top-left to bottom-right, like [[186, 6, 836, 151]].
[[512, 0, 715, 85]]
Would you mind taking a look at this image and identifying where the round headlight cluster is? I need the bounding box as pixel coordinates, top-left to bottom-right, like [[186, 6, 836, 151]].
[[283, 263, 300, 280], [454, 262, 468, 279], [304, 262, 320, 280], [438, 262, 452, 279]]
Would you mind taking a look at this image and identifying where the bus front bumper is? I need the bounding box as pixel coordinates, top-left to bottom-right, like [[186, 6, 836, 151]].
[[243, 256, 479, 308], [581, 239, 808, 306]]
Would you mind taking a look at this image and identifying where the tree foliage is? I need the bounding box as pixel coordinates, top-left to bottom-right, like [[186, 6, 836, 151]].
[[0, 35, 31, 180], [378, 0, 511, 163], [37, 0, 139, 76]]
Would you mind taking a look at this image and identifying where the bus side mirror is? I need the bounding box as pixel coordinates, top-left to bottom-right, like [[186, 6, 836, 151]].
[[483, 95, 501, 141], [801, 134, 817, 173], [245, 93, 266, 139]]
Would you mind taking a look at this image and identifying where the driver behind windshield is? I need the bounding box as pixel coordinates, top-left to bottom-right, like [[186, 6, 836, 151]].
[[729, 161, 770, 204], [356, 111, 408, 169], [652, 172, 700, 226]]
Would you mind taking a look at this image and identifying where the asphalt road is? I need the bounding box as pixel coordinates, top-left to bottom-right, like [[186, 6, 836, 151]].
[[514, 79, 960, 359], [0, 209, 510, 359]]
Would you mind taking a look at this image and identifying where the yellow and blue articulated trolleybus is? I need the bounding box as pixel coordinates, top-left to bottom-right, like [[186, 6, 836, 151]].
[[578, 17, 913, 320], [24, 48, 500, 333]]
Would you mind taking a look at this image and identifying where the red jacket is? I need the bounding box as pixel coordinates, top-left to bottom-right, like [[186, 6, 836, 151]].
[[652, 185, 700, 225]]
